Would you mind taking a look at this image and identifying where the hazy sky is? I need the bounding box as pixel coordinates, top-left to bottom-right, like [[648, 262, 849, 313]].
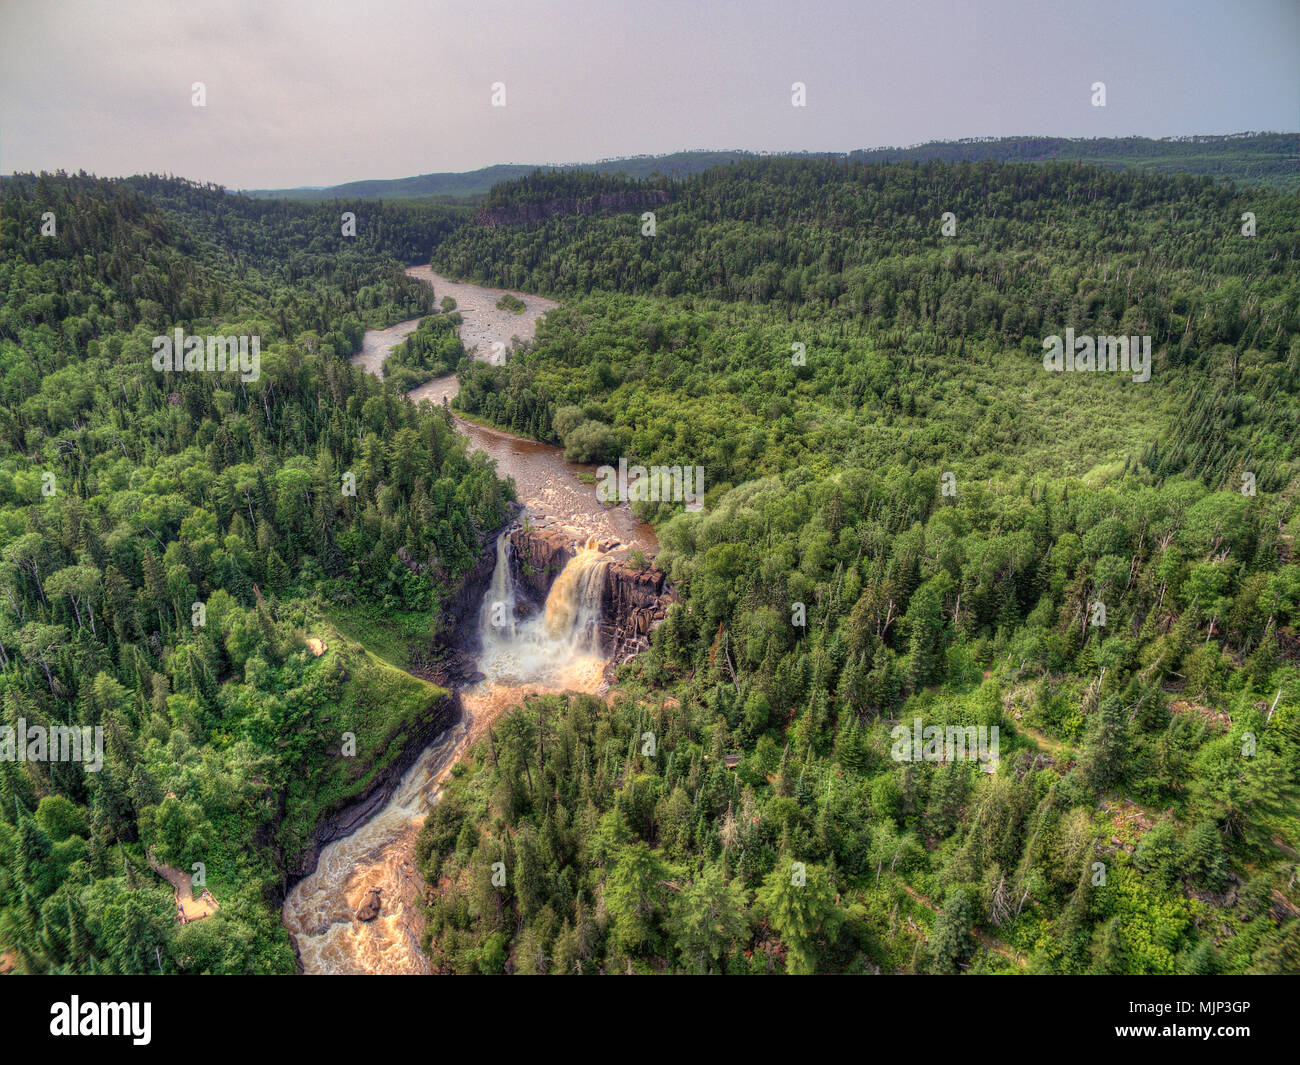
[[2, 0, 1296, 189]]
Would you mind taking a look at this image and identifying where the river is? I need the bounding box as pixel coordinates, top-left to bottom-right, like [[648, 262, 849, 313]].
[[363, 267, 656, 552], [281, 267, 651, 974]]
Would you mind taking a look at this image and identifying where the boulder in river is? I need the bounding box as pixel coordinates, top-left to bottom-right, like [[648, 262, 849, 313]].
[[356, 887, 382, 922]]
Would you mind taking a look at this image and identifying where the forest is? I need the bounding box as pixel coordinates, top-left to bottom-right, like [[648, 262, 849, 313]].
[[0, 173, 509, 973], [246, 132, 1297, 200], [1, 151, 1297, 976], [414, 161, 1300, 973]]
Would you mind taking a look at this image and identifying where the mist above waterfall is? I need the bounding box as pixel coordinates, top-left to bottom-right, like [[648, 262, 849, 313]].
[[478, 531, 611, 689], [286, 285, 623, 977]]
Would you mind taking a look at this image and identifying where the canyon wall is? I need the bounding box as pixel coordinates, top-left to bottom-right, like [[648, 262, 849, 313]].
[[280, 688, 461, 885], [280, 517, 511, 897], [508, 526, 676, 669], [408, 513, 520, 686]]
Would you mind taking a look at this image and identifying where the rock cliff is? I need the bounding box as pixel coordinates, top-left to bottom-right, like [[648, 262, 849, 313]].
[[508, 525, 676, 669]]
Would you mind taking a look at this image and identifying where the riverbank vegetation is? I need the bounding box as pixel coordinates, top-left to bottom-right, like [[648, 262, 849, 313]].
[[415, 161, 1300, 973], [0, 174, 509, 973], [384, 311, 468, 391], [246, 134, 1296, 202]]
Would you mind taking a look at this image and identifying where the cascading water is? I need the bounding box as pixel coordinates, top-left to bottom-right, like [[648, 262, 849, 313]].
[[283, 529, 612, 973], [477, 531, 611, 688], [544, 536, 611, 655], [479, 529, 518, 643], [281, 724, 465, 975], [289, 278, 650, 975]]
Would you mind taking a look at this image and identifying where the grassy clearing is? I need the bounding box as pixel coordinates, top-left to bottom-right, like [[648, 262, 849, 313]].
[[325, 602, 438, 670], [278, 620, 449, 859]]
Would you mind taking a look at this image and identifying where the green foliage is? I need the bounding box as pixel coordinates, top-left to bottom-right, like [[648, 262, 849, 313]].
[[384, 312, 466, 390], [416, 156, 1299, 974], [757, 860, 843, 974], [926, 887, 975, 973], [5, 153, 1298, 977], [246, 135, 1299, 201], [0, 173, 508, 973]]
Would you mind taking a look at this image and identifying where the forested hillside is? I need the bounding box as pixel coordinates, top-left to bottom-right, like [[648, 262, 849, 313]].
[[244, 132, 1297, 200], [0, 174, 510, 973], [847, 133, 1297, 190], [415, 161, 1300, 973], [2, 156, 1297, 977]]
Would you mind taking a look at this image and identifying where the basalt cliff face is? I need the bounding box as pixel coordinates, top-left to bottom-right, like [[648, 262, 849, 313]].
[[279, 688, 461, 886], [408, 514, 519, 687], [278, 522, 508, 967], [508, 526, 676, 669]]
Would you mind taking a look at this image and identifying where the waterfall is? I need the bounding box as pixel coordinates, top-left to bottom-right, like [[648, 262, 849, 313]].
[[284, 531, 613, 976], [543, 536, 610, 654], [476, 531, 612, 684], [479, 530, 517, 645], [287, 280, 623, 976]]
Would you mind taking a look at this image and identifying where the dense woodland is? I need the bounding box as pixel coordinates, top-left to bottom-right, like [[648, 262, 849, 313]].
[[416, 162, 1300, 973], [384, 312, 469, 392], [247, 133, 1297, 200], [0, 174, 509, 973], [1, 151, 1297, 975]]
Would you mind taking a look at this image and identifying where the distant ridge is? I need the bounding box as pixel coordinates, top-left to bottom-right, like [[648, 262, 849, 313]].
[[241, 153, 760, 201], [241, 133, 1295, 200]]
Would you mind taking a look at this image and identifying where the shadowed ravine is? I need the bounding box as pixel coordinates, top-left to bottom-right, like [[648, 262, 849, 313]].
[[281, 270, 638, 975]]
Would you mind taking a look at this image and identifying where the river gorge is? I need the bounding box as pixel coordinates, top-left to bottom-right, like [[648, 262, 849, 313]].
[[280, 269, 671, 974]]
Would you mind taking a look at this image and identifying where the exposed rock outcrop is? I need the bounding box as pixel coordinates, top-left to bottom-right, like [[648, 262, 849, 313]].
[[601, 558, 674, 666], [509, 526, 575, 606], [507, 525, 676, 670], [356, 888, 382, 922], [396, 545, 430, 576], [281, 687, 461, 885]]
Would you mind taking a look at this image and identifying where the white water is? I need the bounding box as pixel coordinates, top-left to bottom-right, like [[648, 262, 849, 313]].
[[282, 724, 465, 975], [283, 530, 611, 973], [543, 537, 610, 654], [478, 533, 610, 688]]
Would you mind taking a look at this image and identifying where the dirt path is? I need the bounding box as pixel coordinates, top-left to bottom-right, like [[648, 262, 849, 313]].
[[148, 852, 219, 923], [1020, 725, 1070, 762]]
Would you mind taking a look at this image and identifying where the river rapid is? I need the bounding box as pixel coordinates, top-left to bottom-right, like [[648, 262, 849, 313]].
[[281, 267, 651, 974]]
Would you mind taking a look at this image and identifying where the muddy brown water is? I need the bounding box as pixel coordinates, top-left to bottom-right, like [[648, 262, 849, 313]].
[[283, 268, 655, 974], [400, 267, 656, 553]]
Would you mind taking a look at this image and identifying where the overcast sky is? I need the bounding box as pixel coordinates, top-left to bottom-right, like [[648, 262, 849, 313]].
[[2, 0, 1295, 189]]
